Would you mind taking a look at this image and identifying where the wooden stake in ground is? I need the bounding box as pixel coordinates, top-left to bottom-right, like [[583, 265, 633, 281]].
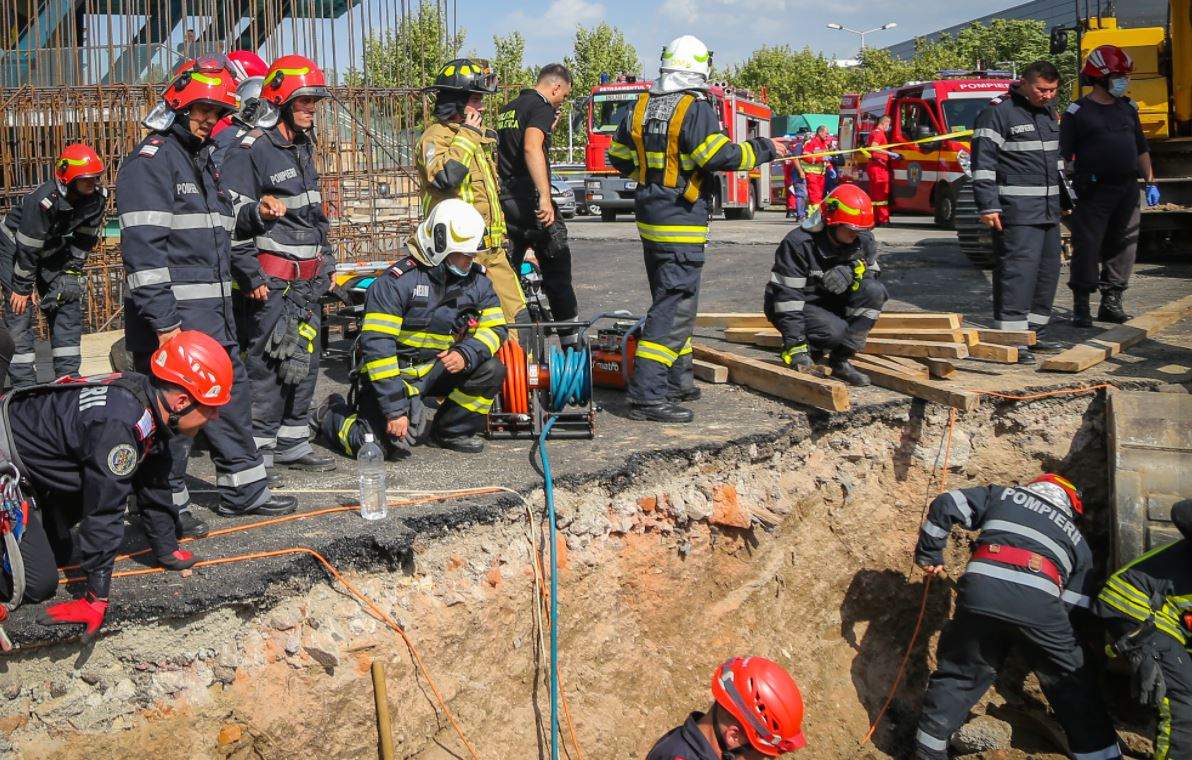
[[372, 660, 395, 760], [851, 357, 979, 411], [693, 343, 849, 412], [1042, 294, 1192, 373]]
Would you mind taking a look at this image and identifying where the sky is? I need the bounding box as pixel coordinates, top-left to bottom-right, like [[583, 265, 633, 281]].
[[448, 0, 1019, 70]]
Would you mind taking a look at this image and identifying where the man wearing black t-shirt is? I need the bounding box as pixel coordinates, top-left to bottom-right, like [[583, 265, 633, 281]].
[[496, 64, 580, 344]]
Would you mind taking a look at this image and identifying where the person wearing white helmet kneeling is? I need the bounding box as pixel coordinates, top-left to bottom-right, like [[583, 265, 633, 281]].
[[316, 200, 507, 457]]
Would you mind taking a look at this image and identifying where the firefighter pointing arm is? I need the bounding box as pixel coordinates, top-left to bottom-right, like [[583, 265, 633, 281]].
[[605, 35, 786, 424]]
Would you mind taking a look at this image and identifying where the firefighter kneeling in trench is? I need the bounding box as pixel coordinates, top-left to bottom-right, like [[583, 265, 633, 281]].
[[912, 474, 1123, 760], [316, 200, 506, 459], [764, 184, 887, 387]]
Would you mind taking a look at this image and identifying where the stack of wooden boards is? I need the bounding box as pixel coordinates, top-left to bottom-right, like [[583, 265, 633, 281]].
[[691, 312, 1036, 412]]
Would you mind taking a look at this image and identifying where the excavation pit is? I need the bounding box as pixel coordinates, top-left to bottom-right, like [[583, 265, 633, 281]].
[[0, 383, 1161, 759]]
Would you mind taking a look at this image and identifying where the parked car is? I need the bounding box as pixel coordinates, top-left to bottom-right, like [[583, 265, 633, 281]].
[[550, 174, 576, 218]]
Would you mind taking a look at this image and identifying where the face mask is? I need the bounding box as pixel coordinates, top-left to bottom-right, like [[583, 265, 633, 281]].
[[445, 260, 471, 277], [1108, 77, 1129, 97]]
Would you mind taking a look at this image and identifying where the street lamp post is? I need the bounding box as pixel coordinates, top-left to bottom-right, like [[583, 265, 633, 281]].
[[826, 21, 898, 51]]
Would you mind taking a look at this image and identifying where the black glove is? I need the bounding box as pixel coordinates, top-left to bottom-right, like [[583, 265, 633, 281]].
[[278, 320, 317, 386], [1112, 620, 1168, 708], [542, 219, 569, 259], [821, 265, 854, 295]]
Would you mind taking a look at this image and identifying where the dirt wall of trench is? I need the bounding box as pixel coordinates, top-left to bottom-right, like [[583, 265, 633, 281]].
[[0, 392, 1124, 759]]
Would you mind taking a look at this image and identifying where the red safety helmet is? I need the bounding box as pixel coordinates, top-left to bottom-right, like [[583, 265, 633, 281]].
[[163, 56, 239, 113], [149, 330, 233, 407], [262, 54, 329, 107], [226, 50, 268, 82], [821, 184, 875, 230], [55, 144, 104, 185], [1082, 45, 1134, 79], [1031, 473, 1084, 515], [712, 657, 806, 755]]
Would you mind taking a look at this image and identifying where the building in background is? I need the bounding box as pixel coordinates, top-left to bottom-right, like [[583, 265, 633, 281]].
[[884, 0, 1168, 59]]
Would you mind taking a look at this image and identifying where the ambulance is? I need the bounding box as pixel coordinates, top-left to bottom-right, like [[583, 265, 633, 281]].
[[582, 77, 773, 221], [837, 71, 1015, 227]]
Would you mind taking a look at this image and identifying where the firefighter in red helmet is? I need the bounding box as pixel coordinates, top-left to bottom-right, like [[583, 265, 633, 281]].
[[117, 56, 295, 530], [913, 474, 1123, 760], [219, 54, 337, 473], [764, 184, 887, 386], [1, 143, 107, 388], [647, 656, 806, 758], [0, 331, 233, 648], [1061, 44, 1157, 328]]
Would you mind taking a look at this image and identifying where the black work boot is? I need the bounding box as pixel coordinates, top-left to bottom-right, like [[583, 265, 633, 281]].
[[628, 401, 694, 423], [175, 506, 209, 539], [1016, 346, 1037, 365], [1071, 291, 1093, 328], [668, 386, 701, 402], [283, 451, 336, 472], [828, 349, 870, 387], [214, 495, 298, 518], [432, 433, 485, 453], [1098, 289, 1131, 324]]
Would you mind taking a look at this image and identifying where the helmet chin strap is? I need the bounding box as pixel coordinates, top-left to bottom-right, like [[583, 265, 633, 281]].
[[152, 383, 195, 435], [710, 704, 744, 760]]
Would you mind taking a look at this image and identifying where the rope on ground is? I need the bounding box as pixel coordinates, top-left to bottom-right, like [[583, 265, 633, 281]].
[[861, 382, 1114, 745]]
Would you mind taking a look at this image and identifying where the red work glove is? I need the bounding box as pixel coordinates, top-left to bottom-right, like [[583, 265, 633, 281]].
[[37, 592, 109, 641], [157, 548, 197, 571]]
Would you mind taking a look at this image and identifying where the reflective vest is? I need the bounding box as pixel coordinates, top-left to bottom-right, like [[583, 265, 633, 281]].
[[627, 93, 703, 204]]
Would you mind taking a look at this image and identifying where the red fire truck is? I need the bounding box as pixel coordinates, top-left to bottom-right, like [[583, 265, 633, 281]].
[[837, 71, 1014, 227], [582, 78, 773, 221]]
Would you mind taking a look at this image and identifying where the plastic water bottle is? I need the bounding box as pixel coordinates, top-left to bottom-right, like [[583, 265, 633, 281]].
[[357, 433, 387, 520]]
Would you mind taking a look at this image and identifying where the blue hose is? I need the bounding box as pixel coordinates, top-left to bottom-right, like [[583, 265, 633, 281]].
[[538, 344, 591, 760]]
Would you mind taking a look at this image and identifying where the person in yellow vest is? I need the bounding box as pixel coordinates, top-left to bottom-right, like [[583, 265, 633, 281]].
[[417, 59, 528, 323], [608, 35, 786, 423]]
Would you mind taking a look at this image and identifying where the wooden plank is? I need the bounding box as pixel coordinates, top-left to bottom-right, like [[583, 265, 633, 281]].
[[859, 353, 930, 379], [968, 342, 1020, 363], [916, 358, 957, 380], [692, 344, 850, 412], [874, 312, 961, 330], [868, 327, 966, 342], [1042, 294, 1192, 373], [862, 337, 970, 359], [975, 328, 1036, 346], [851, 358, 980, 411], [722, 327, 783, 348], [695, 313, 772, 329], [960, 328, 979, 346], [693, 359, 728, 384]]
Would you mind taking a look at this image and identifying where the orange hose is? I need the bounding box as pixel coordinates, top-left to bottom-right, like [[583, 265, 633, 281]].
[[497, 340, 530, 415], [862, 383, 1113, 745]]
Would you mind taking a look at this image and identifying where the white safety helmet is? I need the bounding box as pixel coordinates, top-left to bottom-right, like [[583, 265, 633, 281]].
[[414, 199, 486, 267], [660, 35, 712, 78]]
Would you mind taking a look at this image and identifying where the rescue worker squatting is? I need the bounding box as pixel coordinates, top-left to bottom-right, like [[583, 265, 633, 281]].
[[608, 34, 787, 424]]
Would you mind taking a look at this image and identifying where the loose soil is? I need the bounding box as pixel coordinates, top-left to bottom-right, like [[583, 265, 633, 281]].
[[1, 390, 1158, 759]]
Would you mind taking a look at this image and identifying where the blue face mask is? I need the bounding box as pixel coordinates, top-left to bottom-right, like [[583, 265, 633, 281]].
[[445, 260, 471, 277], [1108, 77, 1129, 97]]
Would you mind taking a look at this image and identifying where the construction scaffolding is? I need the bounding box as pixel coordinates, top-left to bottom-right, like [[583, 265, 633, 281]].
[[0, 0, 457, 332]]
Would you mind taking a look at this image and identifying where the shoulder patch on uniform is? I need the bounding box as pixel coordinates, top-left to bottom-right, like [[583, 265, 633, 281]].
[[139, 144, 160, 157], [240, 128, 264, 148], [387, 256, 419, 278], [134, 408, 156, 441], [1065, 102, 1080, 114], [413, 283, 430, 298], [989, 94, 1006, 105], [39, 196, 53, 210], [106, 443, 138, 477], [78, 386, 109, 412]]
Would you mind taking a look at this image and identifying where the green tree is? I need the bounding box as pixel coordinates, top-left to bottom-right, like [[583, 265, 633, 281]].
[[564, 22, 640, 98], [726, 45, 846, 115], [493, 31, 535, 91], [348, 0, 466, 88]]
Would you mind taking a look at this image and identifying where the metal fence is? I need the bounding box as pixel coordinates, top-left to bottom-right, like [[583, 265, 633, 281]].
[[0, 0, 456, 333]]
